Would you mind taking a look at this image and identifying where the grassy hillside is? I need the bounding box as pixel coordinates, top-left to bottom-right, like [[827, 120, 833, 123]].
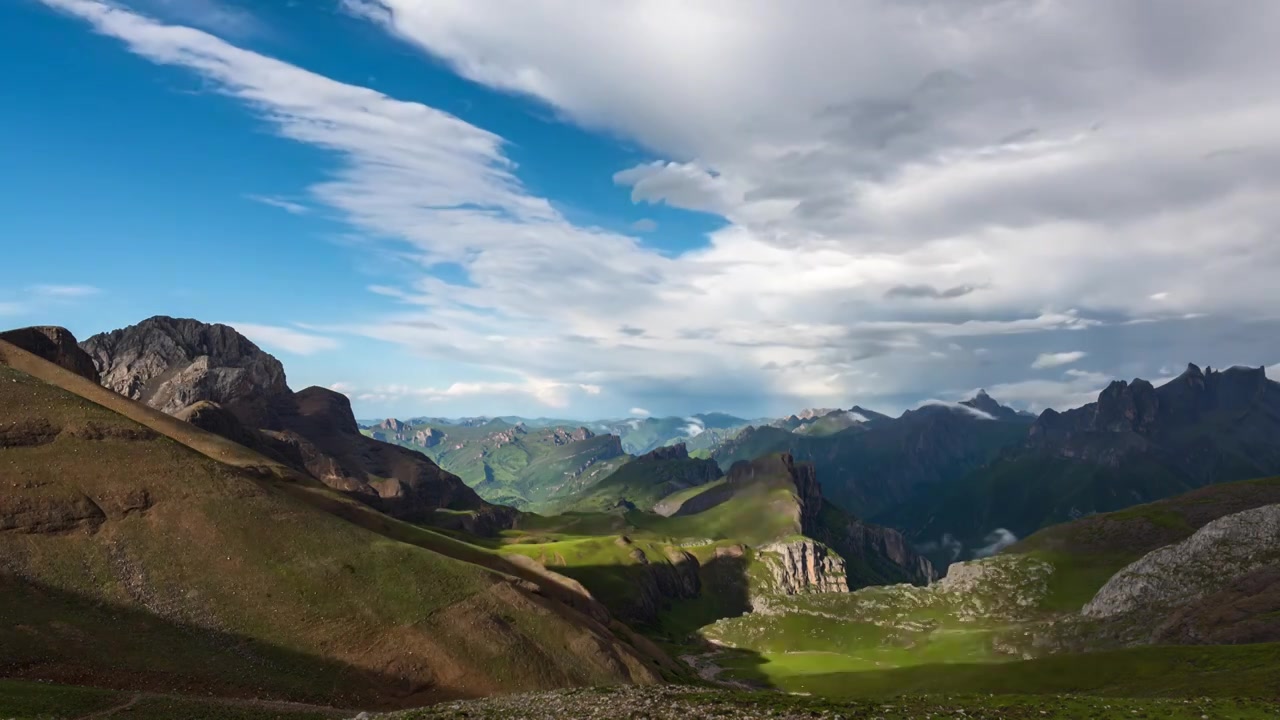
[[0, 340, 665, 709], [556, 453, 723, 514], [688, 475, 1280, 697]]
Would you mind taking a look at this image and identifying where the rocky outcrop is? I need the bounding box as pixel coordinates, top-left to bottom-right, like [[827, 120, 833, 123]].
[[80, 317, 511, 531], [81, 317, 292, 429], [413, 427, 445, 448], [759, 540, 848, 594], [0, 326, 99, 382], [1083, 504, 1280, 631]]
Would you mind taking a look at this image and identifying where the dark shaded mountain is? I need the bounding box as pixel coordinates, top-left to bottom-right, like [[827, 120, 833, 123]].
[[0, 332, 666, 708], [715, 393, 1032, 518], [558, 443, 724, 513], [902, 364, 1280, 558], [81, 317, 509, 531], [0, 326, 99, 382]]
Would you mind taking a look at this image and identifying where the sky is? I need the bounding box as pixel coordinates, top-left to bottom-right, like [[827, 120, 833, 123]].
[[3, 0, 1280, 420]]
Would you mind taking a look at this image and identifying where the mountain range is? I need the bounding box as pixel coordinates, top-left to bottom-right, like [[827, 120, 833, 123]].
[[3, 315, 1280, 719]]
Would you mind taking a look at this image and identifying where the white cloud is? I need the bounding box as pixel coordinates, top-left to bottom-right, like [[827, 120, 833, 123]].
[[43, 0, 1280, 414], [223, 322, 339, 355], [630, 218, 657, 233], [246, 194, 309, 215], [916, 400, 995, 421], [984, 369, 1113, 413], [845, 411, 870, 423], [30, 284, 100, 298], [328, 381, 355, 395], [629, 407, 651, 417], [356, 377, 600, 409], [1031, 351, 1088, 369], [973, 528, 1019, 558]]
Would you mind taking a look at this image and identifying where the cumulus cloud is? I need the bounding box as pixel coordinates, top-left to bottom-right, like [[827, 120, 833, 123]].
[[45, 0, 1280, 414], [328, 381, 355, 395], [973, 528, 1019, 558], [629, 407, 651, 417], [983, 369, 1112, 413], [1031, 351, 1088, 369], [630, 218, 657, 233], [223, 323, 339, 355]]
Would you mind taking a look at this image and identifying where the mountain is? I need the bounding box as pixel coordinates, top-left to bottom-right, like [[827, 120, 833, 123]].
[[365, 418, 629, 511], [693, 472, 1280, 699], [0, 330, 668, 709], [594, 413, 751, 455], [557, 443, 724, 513], [901, 364, 1280, 558], [715, 393, 1033, 519], [80, 316, 508, 531]]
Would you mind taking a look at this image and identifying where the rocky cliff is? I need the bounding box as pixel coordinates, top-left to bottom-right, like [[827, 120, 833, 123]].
[[1083, 504, 1280, 642], [81, 317, 293, 429], [79, 316, 509, 531], [759, 539, 848, 594]]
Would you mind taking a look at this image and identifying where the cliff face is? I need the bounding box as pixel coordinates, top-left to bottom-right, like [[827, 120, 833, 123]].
[[759, 539, 848, 594], [81, 317, 292, 429], [79, 316, 509, 531]]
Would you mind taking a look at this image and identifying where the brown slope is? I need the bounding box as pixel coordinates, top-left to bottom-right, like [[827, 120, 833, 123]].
[[79, 317, 509, 530], [0, 334, 655, 628], [0, 338, 666, 707]]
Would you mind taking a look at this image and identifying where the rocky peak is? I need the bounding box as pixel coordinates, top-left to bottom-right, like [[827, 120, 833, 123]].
[[0, 326, 99, 382], [960, 389, 1021, 420], [80, 316, 290, 429], [638, 442, 690, 462], [378, 418, 407, 433], [550, 426, 595, 445]]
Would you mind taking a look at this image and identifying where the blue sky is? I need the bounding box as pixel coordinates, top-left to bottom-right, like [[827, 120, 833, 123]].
[[4, 1, 1280, 420]]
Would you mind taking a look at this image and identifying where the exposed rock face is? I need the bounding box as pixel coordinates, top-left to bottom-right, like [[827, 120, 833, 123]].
[[0, 326, 100, 382], [81, 317, 291, 429], [1083, 504, 1280, 632], [413, 427, 445, 448], [759, 539, 848, 594], [80, 317, 510, 531]]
